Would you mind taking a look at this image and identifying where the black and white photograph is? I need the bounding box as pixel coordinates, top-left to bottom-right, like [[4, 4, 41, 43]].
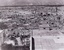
[[0, 7, 31, 50], [0, 0, 64, 50]]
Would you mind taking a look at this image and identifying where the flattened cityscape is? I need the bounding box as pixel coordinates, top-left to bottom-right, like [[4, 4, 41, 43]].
[[0, 5, 64, 50]]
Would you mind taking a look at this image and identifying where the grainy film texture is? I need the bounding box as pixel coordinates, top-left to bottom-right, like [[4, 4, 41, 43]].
[[0, 1, 64, 50]]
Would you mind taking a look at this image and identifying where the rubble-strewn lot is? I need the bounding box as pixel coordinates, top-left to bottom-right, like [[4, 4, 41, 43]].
[[0, 5, 64, 50], [0, 6, 64, 30]]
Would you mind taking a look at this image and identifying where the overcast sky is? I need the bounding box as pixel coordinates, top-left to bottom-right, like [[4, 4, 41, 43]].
[[0, 0, 64, 6]]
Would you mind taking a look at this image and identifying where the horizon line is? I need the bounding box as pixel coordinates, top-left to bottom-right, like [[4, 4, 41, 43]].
[[0, 5, 64, 7]]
